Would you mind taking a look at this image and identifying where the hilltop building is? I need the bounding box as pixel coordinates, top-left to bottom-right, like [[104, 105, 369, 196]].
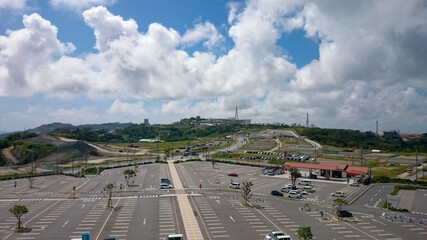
[[379, 130, 400, 138]]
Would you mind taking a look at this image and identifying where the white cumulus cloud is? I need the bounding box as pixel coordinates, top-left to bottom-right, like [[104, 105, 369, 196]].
[[50, 0, 116, 11], [107, 99, 146, 116], [0, 0, 26, 10], [181, 21, 224, 49], [0, 0, 426, 133]]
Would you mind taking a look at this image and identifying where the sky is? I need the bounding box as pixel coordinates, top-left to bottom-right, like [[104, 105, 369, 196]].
[[0, 0, 426, 134]]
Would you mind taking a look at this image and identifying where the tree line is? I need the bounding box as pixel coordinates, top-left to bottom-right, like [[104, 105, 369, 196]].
[[296, 127, 427, 152]]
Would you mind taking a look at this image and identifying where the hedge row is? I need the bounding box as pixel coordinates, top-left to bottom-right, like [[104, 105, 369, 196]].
[[370, 176, 427, 186]]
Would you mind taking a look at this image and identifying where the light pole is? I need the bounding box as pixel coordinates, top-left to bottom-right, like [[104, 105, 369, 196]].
[[415, 148, 418, 181]]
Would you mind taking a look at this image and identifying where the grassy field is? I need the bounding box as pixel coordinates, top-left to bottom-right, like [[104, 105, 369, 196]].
[[371, 165, 408, 177]]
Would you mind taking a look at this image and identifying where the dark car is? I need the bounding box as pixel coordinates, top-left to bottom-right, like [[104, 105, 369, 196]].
[[338, 210, 353, 218], [228, 173, 238, 177], [161, 178, 171, 183], [271, 190, 284, 197]]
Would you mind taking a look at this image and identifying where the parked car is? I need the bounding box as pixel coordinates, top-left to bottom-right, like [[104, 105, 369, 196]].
[[288, 190, 302, 199], [271, 190, 284, 197], [292, 189, 308, 195], [331, 190, 345, 198], [281, 186, 292, 193], [229, 182, 240, 189], [337, 210, 353, 218], [273, 235, 291, 240], [265, 231, 285, 240], [303, 186, 316, 193], [298, 180, 312, 186], [228, 173, 238, 177], [349, 182, 359, 187]]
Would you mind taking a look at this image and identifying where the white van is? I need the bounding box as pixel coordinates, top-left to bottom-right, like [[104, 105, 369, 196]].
[[298, 180, 311, 186], [229, 182, 240, 189]]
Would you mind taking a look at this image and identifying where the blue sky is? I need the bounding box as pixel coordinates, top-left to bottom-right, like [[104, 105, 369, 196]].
[[0, 0, 426, 134]]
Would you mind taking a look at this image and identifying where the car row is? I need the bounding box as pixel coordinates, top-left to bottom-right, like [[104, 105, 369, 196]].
[[271, 189, 303, 199], [280, 184, 314, 194]]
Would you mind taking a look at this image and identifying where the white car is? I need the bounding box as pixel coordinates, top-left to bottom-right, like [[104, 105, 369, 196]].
[[331, 191, 345, 198], [303, 186, 316, 193], [265, 231, 285, 240], [288, 190, 302, 199], [229, 182, 240, 189], [295, 189, 308, 195], [298, 180, 312, 186], [273, 235, 291, 240], [350, 182, 359, 187], [160, 182, 173, 189]]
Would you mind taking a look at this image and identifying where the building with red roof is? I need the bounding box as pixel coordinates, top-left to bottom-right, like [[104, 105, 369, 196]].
[[284, 161, 368, 179]]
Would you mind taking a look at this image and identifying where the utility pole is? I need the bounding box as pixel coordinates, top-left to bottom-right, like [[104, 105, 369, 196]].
[[127, 143, 129, 162], [415, 148, 418, 181], [84, 149, 88, 176], [56, 149, 59, 174], [156, 137, 160, 161]]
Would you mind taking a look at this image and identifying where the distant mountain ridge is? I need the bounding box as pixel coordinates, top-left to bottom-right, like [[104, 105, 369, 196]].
[[27, 122, 132, 134]]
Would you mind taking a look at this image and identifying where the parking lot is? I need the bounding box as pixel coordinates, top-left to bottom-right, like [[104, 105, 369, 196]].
[[0, 162, 426, 240]]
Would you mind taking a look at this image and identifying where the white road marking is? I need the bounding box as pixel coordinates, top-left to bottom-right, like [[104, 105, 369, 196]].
[[61, 220, 68, 228]]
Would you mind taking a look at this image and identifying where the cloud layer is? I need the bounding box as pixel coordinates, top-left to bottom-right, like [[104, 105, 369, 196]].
[[1, 0, 426, 132]]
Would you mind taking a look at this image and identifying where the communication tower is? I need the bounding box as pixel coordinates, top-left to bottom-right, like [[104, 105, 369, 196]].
[[306, 113, 309, 128]]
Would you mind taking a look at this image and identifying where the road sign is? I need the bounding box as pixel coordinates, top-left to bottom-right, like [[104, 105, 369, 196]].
[[387, 195, 399, 205]]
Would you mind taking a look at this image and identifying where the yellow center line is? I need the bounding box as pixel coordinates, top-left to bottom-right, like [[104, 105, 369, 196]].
[[168, 161, 201, 240], [179, 195, 197, 240]]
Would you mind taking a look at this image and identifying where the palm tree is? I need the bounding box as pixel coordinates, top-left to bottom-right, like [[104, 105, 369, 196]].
[[290, 167, 301, 188]]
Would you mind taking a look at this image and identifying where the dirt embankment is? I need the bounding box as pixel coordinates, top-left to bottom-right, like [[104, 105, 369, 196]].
[[1, 135, 150, 168], [2, 147, 19, 165]]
